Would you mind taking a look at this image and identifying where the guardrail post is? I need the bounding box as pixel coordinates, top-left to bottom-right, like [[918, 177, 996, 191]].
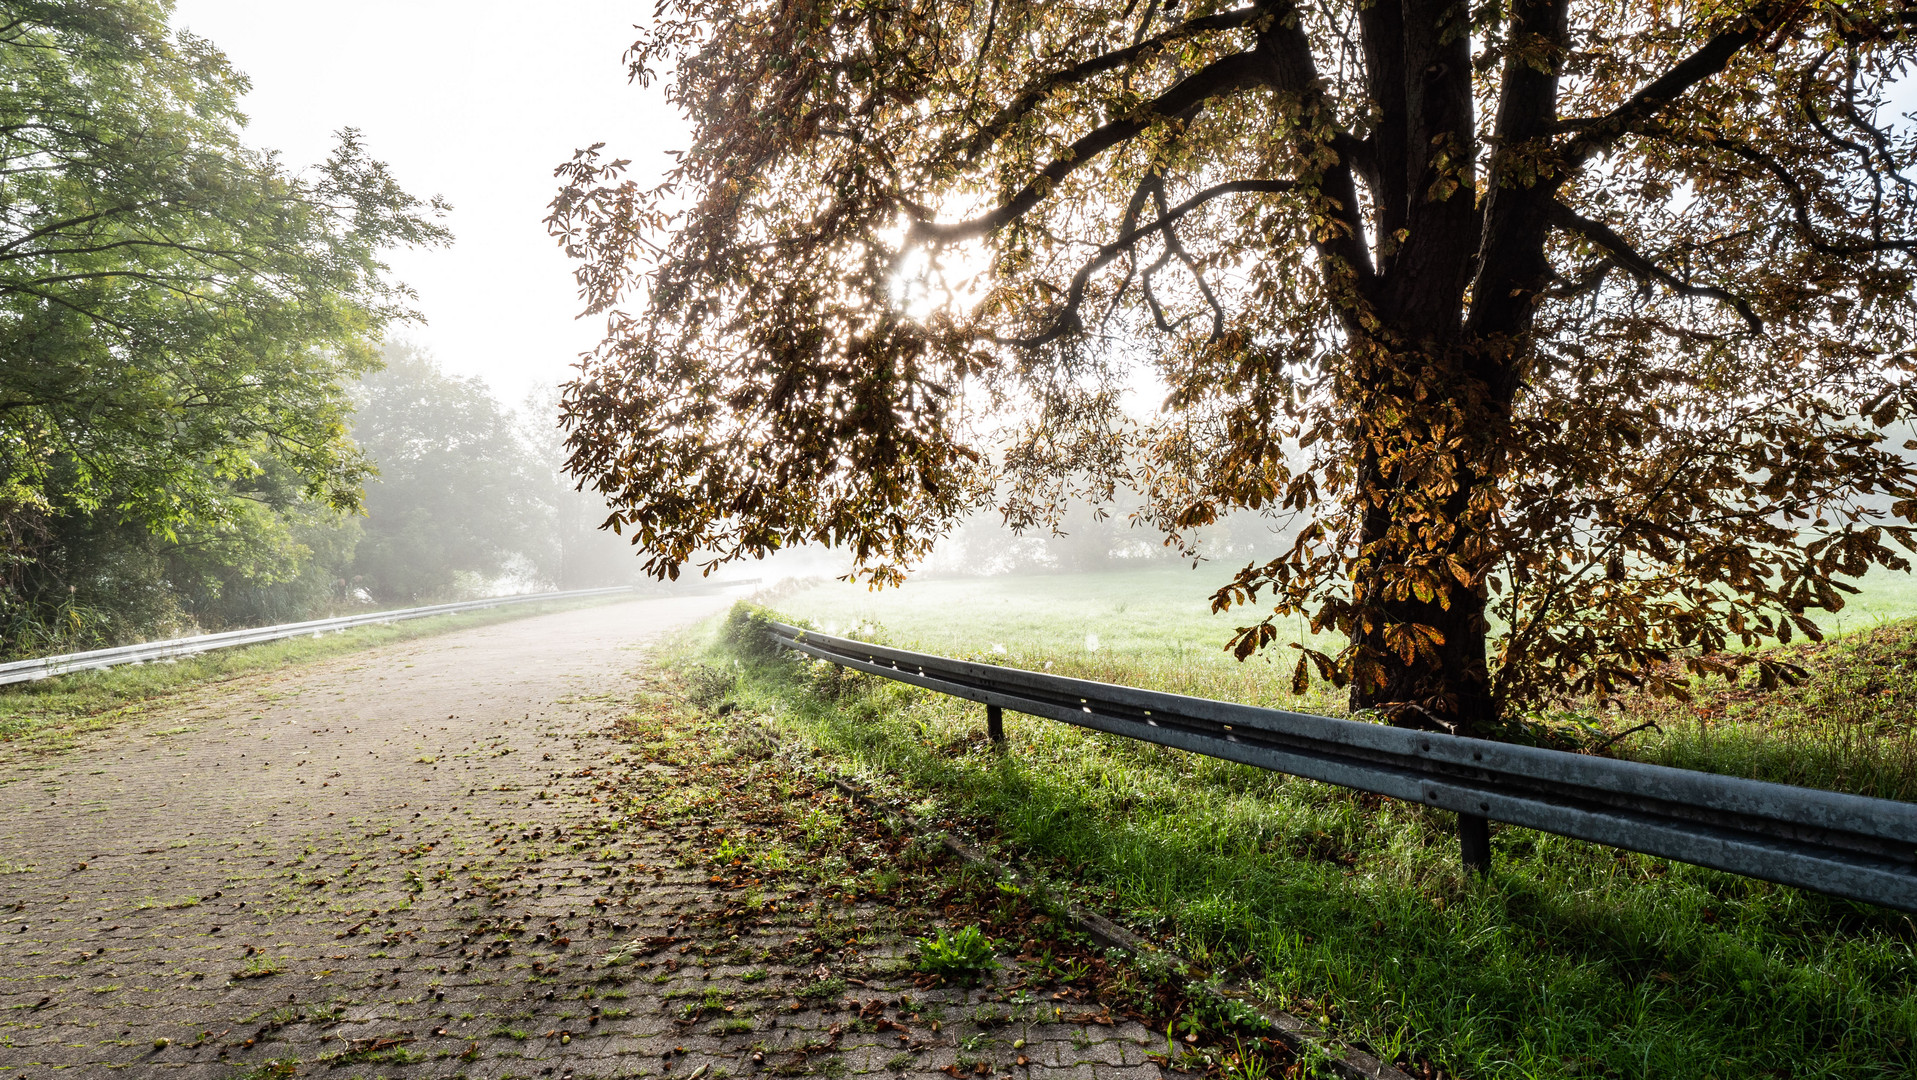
[[1458, 813, 1491, 876], [986, 704, 1005, 747]]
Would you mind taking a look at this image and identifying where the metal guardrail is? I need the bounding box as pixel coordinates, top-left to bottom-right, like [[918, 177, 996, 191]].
[[766, 621, 1917, 913], [0, 587, 643, 687]]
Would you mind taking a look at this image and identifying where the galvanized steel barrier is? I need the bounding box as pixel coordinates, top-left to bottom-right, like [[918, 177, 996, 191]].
[[766, 620, 1917, 913], [0, 586, 644, 687]]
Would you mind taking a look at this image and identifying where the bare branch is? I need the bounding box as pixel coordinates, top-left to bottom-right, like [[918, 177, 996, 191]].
[[994, 178, 1295, 347], [1640, 123, 1917, 257], [1546, 200, 1763, 333], [1151, 180, 1226, 340]]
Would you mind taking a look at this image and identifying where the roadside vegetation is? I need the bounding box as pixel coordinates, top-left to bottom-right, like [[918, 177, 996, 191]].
[[774, 567, 1917, 801], [695, 578, 1917, 1080]]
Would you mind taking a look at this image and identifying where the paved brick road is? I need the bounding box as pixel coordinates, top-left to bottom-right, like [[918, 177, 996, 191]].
[[0, 599, 1167, 1080]]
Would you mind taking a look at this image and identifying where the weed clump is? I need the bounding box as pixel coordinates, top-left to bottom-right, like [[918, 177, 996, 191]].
[[913, 924, 999, 983], [685, 665, 738, 711], [721, 603, 796, 665]]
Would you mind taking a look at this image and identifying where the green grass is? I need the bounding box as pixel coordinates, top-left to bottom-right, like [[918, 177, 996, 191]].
[[0, 594, 637, 747], [703, 581, 1917, 1080], [774, 566, 1344, 713], [779, 563, 1917, 656], [779, 565, 1265, 659], [1607, 619, 1917, 802], [773, 566, 1917, 798]]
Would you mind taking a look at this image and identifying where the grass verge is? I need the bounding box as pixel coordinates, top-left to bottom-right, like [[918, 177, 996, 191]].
[[770, 568, 1917, 799], [0, 594, 638, 748], [696, 604, 1917, 1080], [1602, 620, 1917, 802], [615, 666, 1355, 1079]]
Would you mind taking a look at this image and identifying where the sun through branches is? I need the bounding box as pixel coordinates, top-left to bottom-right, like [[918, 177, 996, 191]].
[[551, 0, 1917, 737]]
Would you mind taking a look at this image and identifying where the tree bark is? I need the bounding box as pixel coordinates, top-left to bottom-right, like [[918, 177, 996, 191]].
[[1345, 340, 1502, 737]]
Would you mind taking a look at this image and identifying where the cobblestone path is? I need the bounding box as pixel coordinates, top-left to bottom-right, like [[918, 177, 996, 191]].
[[0, 599, 1169, 1080]]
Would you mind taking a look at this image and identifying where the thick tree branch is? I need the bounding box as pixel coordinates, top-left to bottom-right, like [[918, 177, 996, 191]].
[[1547, 200, 1763, 333], [912, 53, 1267, 244], [1465, 0, 1568, 345], [1251, 6, 1375, 285], [958, 6, 1264, 161], [1564, 1, 1788, 167]]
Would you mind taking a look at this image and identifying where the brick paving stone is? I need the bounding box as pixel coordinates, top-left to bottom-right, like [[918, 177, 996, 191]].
[[0, 599, 1167, 1080]]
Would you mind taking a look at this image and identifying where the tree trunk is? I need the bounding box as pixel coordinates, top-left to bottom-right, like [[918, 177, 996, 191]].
[[1342, 337, 1504, 739], [1348, 580, 1496, 736]]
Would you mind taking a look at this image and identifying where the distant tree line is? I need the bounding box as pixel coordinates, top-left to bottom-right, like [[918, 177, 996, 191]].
[[348, 344, 647, 607], [0, 2, 639, 657], [5, 335, 647, 657]]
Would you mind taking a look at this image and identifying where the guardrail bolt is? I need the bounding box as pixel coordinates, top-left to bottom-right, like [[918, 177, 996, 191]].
[[1459, 813, 1491, 876], [986, 704, 1005, 747]]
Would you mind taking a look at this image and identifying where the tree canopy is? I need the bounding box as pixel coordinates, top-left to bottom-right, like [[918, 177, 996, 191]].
[[0, 0, 449, 645], [0, 0, 448, 615], [553, 0, 1917, 736], [348, 345, 553, 605]]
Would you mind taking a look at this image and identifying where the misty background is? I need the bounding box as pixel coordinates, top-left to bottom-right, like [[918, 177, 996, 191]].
[[0, 1, 1286, 657]]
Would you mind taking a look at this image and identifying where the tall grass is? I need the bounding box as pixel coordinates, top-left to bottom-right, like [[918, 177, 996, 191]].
[[1585, 620, 1917, 802], [704, 594, 1917, 1080]]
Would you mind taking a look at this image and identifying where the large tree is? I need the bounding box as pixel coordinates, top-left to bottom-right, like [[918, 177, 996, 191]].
[[0, 0, 448, 640], [552, 0, 1917, 736]]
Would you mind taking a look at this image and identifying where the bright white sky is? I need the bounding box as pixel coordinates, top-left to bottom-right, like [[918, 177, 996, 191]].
[[170, 0, 684, 403]]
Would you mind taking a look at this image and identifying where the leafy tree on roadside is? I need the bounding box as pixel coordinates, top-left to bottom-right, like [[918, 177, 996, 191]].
[[553, 0, 1917, 737], [5, 467, 362, 649], [348, 345, 548, 605], [0, 0, 448, 642]]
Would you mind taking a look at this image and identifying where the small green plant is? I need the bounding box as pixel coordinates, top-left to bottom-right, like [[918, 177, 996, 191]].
[[687, 661, 740, 708], [971, 1003, 1011, 1026], [1219, 1037, 1275, 1080], [913, 924, 999, 982], [233, 955, 288, 979], [794, 977, 847, 1000]]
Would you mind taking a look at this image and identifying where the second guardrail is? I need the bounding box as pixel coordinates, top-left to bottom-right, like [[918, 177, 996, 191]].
[[0, 586, 644, 687]]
